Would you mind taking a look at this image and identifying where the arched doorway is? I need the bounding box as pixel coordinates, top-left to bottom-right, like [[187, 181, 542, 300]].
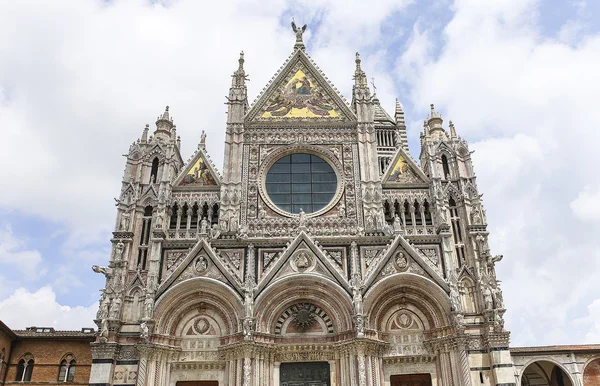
[[583, 358, 600, 386], [520, 360, 573, 386]]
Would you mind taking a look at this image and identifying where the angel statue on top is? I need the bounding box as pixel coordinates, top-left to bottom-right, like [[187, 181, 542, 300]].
[[291, 20, 307, 45]]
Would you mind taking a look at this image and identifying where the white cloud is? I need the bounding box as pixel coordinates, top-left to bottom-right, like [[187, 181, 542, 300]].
[[570, 185, 600, 223], [583, 298, 600, 343], [0, 286, 97, 330], [0, 226, 44, 280]]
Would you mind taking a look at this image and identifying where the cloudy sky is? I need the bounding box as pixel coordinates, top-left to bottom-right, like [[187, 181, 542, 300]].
[[1, 0, 599, 346]]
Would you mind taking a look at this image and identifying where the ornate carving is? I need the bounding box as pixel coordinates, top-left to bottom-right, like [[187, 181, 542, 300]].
[[194, 255, 209, 274], [292, 304, 316, 332]]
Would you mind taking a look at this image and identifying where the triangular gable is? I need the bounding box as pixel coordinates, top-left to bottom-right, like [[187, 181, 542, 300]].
[[126, 272, 144, 292], [139, 184, 159, 206], [246, 49, 356, 123], [256, 231, 349, 295], [156, 238, 243, 299], [381, 147, 429, 186], [363, 234, 449, 293], [173, 144, 221, 189], [144, 143, 165, 161]]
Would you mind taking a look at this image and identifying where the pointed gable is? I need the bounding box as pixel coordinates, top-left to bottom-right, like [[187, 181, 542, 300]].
[[256, 231, 349, 294], [381, 146, 429, 186], [246, 49, 356, 124], [156, 238, 243, 299], [173, 143, 221, 189], [362, 234, 449, 293]]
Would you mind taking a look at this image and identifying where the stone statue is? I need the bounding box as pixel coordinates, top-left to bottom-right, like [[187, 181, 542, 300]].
[[354, 315, 365, 336], [471, 206, 482, 224], [295, 252, 310, 269], [492, 285, 504, 309], [114, 241, 124, 261], [200, 217, 208, 234], [120, 212, 130, 231], [195, 256, 208, 273], [450, 284, 461, 312], [482, 286, 493, 311], [291, 21, 307, 44], [155, 211, 164, 229], [140, 321, 149, 341], [108, 297, 122, 319], [376, 211, 385, 230], [210, 224, 221, 239], [494, 312, 505, 329], [144, 293, 154, 319], [99, 319, 109, 343], [338, 204, 345, 217], [244, 288, 254, 319], [242, 318, 253, 338], [350, 276, 364, 316], [298, 208, 307, 227], [200, 130, 206, 147], [238, 224, 248, 239], [393, 214, 402, 231], [97, 292, 110, 320]]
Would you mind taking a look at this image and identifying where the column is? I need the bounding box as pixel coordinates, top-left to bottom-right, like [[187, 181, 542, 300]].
[[273, 362, 280, 386]]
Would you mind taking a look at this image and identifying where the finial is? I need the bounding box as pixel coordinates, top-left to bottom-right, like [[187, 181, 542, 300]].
[[395, 99, 403, 113], [200, 130, 207, 146], [355, 52, 362, 69], [291, 20, 307, 50], [449, 120, 457, 138], [160, 105, 170, 121], [238, 51, 245, 70], [142, 124, 149, 142]]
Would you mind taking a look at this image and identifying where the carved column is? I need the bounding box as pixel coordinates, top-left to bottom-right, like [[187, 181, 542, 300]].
[[457, 339, 473, 386], [175, 207, 182, 237], [243, 356, 251, 386], [357, 349, 367, 386], [136, 347, 150, 386], [186, 207, 192, 238]]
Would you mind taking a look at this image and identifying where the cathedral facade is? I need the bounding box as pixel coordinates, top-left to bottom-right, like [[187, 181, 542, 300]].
[[87, 27, 582, 386]]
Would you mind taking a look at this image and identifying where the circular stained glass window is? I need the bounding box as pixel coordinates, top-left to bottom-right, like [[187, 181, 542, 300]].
[[265, 153, 337, 214]]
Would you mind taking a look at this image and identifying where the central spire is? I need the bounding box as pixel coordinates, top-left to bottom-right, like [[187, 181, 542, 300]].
[[291, 20, 307, 50]]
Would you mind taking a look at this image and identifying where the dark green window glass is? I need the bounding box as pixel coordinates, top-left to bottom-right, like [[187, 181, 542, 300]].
[[265, 153, 337, 214]]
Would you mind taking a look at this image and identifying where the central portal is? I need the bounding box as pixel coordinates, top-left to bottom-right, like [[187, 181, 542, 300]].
[[280, 362, 330, 386]]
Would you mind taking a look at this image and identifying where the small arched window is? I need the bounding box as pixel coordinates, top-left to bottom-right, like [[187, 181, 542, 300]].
[[150, 157, 159, 183], [442, 154, 451, 179], [16, 356, 34, 382], [58, 358, 76, 382]]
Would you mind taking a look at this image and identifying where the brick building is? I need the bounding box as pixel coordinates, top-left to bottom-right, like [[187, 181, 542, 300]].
[[0, 321, 95, 385]]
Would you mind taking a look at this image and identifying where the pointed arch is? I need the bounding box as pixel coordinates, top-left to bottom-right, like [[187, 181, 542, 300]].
[[58, 354, 76, 382], [150, 157, 159, 183], [441, 154, 451, 179], [16, 353, 34, 382]]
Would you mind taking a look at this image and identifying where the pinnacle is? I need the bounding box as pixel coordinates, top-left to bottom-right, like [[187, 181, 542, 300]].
[[395, 99, 404, 113], [161, 105, 170, 121]]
